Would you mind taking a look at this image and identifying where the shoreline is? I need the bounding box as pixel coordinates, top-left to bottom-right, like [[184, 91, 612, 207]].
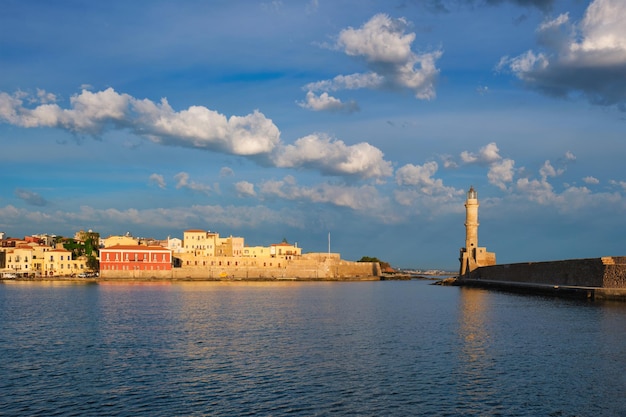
[[0, 276, 383, 283]]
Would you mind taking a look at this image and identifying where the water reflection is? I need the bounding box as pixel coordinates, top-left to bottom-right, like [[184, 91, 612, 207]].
[[456, 287, 498, 414]]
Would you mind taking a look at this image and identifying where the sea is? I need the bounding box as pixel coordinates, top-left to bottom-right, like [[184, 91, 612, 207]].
[[1, 279, 625, 417]]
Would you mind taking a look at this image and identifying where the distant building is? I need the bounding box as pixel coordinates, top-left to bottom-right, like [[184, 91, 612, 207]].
[[166, 237, 183, 254], [216, 236, 244, 257], [100, 245, 172, 272], [183, 229, 218, 257], [459, 186, 496, 276], [102, 235, 138, 248], [270, 242, 301, 260]]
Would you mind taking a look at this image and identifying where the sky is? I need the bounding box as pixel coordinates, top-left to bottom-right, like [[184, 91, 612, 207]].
[[1, 0, 625, 270]]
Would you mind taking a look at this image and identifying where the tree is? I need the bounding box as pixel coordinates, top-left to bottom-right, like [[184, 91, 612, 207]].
[[358, 256, 392, 271]]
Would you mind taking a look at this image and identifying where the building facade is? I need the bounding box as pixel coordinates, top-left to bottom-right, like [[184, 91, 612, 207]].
[[100, 245, 173, 272]]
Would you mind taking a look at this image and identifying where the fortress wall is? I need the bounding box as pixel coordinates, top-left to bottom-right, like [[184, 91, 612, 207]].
[[467, 258, 609, 287], [100, 258, 380, 281]]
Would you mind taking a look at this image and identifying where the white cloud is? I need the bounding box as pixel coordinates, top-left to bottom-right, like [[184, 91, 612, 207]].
[[133, 97, 280, 155], [258, 176, 390, 214], [498, 0, 626, 108], [0, 87, 393, 180], [488, 159, 515, 191], [539, 160, 564, 180], [271, 133, 393, 179], [305, 73, 384, 92], [395, 161, 458, 197], [338, 14, 416, 64], [149, 173, 167, 189], [0, 88, 281, 153], [583, 176, 600, 185], [36, 89, 57, 104], [458, 142, 516, 190], [174, 172, 212, 195], [609, 180, 626, 191], [460, 142, 503, 165], [298, 91, 359, 113], [303, 13, 443, 106], [235, 181, 256, 197]]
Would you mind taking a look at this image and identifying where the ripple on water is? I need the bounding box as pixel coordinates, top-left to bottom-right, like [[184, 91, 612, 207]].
[[1, 281, 626, 416]]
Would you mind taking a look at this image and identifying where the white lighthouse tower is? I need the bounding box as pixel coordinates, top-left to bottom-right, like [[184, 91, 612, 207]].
[[459, 186, 496, 276]]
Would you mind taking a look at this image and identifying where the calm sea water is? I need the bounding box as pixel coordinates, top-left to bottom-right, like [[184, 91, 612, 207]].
[[1, 280, 625, 416]]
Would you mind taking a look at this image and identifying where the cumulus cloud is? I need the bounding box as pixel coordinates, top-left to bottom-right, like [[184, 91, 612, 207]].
[[583, 176, 600, 185], [14, 188, 49, 207], [258, 175, 388, 212], [174, 172, 212, 195], [0, 88, 281, 152], [302, 13, 443, 109], [235, 181, 256, 197], [498, 0, 626, 109], [460, 142, 503, 165], [539, 160, 564, 180], [298, 91, 359, 113], [609, 180, 626, 191], [271, 133, 393, 179], [0, 87, 393, 180], [488, 159, 516, 191], [395, 161, 459, 197], [512, 179, 616, 214], [458, 142, 516, 190], [149, 173, 167, 189]]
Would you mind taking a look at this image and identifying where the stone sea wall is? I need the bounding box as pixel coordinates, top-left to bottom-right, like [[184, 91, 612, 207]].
[[100, 256, 381, 281], [464, 256, 626, 288]]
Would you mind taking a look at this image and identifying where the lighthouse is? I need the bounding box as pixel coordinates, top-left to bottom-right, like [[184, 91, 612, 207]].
[[459, 186, 496, 276]]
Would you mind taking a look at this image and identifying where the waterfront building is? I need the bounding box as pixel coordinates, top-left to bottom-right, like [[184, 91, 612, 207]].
[[100, 245, 173, 272], [242, 246, 272, 258], [166, 237, 183, 253], [216, 236, 244, 257], [183, 229, 218, 257], [459, 186, 496, 276], [270, 242, 301, 260], [102, 234, 138, 248], [1, 244, 86, 277]]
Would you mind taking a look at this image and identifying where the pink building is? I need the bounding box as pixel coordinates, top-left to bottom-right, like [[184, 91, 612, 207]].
[[100, 245, 172, 272]]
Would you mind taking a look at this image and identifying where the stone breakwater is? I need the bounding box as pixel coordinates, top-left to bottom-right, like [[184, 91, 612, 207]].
[[456, 256, 626, 300]]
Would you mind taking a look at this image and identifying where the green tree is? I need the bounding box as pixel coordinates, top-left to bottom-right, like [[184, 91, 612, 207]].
[[358, 256, 391, 271]]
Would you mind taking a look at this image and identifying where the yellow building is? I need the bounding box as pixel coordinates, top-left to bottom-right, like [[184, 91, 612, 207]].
[[102, 235, 138, 248], [3, 245, 87, 277], [216, 236, 244, 257], [183, 229, 218, 257], [270, 242, 302, 260], [242, 246, 272, 258]]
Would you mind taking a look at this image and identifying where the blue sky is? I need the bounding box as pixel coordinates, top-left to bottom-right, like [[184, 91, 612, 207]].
[[1, 0, 625, 270]]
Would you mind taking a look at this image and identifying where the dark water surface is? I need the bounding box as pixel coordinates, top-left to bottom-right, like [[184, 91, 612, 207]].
[[1, 280, 625, 416]]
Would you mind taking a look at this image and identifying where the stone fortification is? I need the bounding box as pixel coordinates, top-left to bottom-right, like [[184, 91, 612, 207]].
[[462, 257, 626, 289], [99, 253, 380, 281]]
